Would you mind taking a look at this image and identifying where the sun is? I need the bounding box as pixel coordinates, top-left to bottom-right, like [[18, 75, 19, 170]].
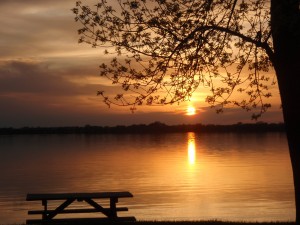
[[186, 106, 196, 116]]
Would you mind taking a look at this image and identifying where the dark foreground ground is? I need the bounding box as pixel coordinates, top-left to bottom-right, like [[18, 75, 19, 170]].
[[18, 221, 295, 225], [126, 221, 293, 225], [123, 221, 290, 225]]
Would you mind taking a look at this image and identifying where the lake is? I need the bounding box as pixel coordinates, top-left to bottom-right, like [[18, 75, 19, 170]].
[[0, 132, 295, 223]]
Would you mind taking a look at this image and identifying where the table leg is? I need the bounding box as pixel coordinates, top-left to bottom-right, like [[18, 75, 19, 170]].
[[42, 200, 47, 220], [110, 197, 118, 218]]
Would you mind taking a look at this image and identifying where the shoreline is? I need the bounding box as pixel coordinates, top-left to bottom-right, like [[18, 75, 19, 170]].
[[0, 122, 285, 135]]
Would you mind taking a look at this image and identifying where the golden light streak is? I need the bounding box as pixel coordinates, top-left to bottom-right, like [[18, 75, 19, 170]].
[[187, 132, 196, 165]]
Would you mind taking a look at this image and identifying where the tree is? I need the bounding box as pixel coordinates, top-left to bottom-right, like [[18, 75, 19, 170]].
[[73, 0, 300, 222]]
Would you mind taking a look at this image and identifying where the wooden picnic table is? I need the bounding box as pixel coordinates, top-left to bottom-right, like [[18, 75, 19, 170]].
[[26, 192, 136, 224]]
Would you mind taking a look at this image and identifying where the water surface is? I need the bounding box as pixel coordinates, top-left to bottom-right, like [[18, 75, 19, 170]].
[[0, 132, 295, 223]]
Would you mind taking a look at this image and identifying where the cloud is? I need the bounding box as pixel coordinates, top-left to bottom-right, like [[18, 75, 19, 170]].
[[0, 59, 103, 127], [0, 59, 164, 127], [196, 105, 283, 125], [0, 0, 98, 60], [0, 60, 84, 95]]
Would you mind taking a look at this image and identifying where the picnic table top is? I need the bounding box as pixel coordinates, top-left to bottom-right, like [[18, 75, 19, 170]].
[[26, 192, 133, 201]]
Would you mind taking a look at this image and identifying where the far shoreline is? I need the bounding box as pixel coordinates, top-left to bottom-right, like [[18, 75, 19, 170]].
[[0, 122, 285, 135]]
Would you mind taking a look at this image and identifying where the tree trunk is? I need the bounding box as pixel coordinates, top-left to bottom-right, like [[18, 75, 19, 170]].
[[271, 0, 300, 222]]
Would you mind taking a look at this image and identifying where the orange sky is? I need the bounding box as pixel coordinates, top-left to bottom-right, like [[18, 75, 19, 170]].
[[0, 0, 284, 128]]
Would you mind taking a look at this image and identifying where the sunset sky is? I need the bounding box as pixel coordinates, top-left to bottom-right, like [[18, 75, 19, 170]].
[[0, 0, 284, 128]]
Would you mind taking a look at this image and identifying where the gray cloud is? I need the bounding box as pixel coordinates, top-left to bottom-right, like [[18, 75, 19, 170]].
[[196, 105, 283, 125], [0, 0, 89, 59], [0, 60, 87, 95]]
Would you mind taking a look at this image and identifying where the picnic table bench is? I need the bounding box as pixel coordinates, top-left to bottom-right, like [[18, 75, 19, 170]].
[[26, 192, 136, 224]]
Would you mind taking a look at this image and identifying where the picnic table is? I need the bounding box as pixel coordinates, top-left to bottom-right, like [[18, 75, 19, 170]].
[[26, 192, 136, 224]]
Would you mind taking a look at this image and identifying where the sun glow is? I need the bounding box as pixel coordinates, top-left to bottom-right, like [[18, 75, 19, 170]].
[[186, 106, 196, 116]]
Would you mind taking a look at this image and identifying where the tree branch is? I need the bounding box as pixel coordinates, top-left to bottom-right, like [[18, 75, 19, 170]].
[[183, 24, 275, 64]]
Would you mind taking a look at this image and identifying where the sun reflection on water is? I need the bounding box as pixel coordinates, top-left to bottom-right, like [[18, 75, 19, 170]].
[[187, 132, 196, 165]]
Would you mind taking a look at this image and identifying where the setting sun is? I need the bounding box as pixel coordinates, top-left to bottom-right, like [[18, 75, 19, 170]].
[[186, 106, 196, 116]]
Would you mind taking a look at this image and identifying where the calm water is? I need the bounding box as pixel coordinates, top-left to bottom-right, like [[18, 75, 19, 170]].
[[0, 132, 295, 223]]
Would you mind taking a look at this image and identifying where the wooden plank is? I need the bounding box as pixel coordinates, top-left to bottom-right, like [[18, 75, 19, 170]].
[[28, 207, 128, 215], [26, 192, 133, 201], [26, 217, 136, 224]]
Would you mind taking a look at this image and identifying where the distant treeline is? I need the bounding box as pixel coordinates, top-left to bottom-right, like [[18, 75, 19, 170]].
[[0, 122, 285, 135]]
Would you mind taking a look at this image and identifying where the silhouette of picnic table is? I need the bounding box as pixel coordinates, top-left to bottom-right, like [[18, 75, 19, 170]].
[[26, 192, 136, 224]]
